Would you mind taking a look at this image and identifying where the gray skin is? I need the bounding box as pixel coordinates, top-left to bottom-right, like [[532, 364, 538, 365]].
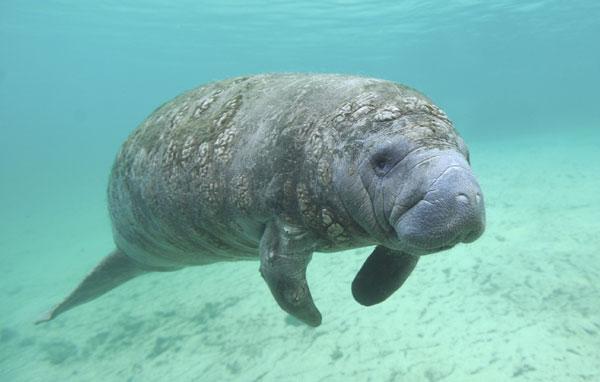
[[37, 73, 485, 327]]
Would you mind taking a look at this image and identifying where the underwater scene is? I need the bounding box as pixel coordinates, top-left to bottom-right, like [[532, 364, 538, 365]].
[[1, 1, 599, 381]]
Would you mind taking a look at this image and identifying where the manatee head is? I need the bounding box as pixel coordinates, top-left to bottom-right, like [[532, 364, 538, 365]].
[[333, 95, 485, 256]]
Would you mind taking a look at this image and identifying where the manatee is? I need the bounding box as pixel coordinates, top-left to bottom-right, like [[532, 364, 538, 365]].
[[37, 73, 485, 327]]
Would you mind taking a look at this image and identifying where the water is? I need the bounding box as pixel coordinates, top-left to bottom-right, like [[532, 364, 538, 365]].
[[1, 1, 599, 380]]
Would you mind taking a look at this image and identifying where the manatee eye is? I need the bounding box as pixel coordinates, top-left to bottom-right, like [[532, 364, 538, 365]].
[[371, 151, 394, 176]]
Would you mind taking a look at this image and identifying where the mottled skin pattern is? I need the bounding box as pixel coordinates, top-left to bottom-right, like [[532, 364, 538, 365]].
[[38, 74, 485, 327], [110, 74, 459, 266]]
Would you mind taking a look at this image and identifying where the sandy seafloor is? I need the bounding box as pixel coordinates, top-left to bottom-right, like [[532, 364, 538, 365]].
[[1, 129, 599, 382]]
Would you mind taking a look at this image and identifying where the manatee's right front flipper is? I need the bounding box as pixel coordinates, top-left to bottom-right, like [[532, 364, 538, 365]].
[[352, 246, 419, 306], [259, 221, 322, 327], [35, 249, 158, 324]]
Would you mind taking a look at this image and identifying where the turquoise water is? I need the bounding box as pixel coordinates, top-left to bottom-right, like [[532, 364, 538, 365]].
[[1, 1, 599, 381]]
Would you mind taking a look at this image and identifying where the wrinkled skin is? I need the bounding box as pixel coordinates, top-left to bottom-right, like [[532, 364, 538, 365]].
[[38, 74, 485, 327], [336, 131, 484, 255]]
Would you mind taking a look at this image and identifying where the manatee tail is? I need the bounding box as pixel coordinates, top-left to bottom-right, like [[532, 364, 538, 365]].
[[35, 249, 152, 324]]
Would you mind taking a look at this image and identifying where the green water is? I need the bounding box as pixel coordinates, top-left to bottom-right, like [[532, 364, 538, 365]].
[[1, 1, 599, 381]]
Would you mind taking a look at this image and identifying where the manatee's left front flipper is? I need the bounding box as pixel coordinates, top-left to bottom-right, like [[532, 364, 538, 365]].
[[352, 246, 419, 306], [259, 221, 322, 327]]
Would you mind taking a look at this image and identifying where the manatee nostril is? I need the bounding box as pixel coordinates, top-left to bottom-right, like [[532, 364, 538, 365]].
[[455, 193, 469, 204], [475, 192, 482, 205]]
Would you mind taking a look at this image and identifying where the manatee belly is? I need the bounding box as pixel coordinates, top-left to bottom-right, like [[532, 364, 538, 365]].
[[108, 169, 263, 268]]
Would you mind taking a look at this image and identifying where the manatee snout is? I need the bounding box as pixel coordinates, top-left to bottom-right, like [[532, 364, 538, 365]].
[[394, 150, 485, 254]]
